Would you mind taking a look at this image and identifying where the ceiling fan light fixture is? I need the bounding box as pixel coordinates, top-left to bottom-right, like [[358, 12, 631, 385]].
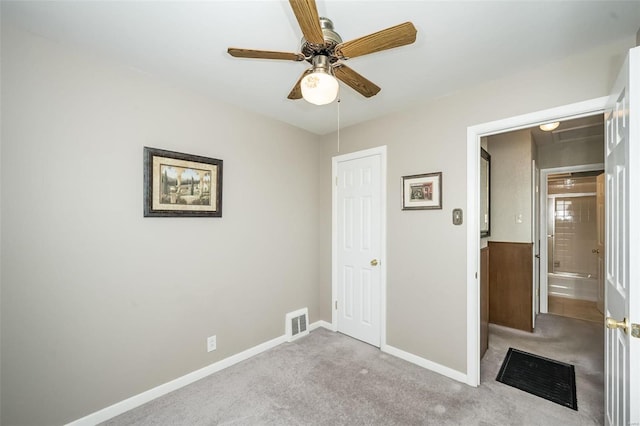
[[301, 55, 339, 106], [301, 72, 338, 105], [539, 122, 560, 132]]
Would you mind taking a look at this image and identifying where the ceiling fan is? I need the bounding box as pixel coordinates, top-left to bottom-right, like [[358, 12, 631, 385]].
[[227, 0, 417, 105]]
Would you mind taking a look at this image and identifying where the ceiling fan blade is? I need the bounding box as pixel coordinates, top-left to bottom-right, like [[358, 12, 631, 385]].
[[333, 64, 381, 98], [228, 48, 305, 61], [287, 69, 312, 100], [335, 22, 417, 59], [288, 0, 324, 45]]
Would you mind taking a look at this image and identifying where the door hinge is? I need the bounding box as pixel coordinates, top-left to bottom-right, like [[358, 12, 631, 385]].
[[475, 272, 478, 279], [335, 300, 338, 310]]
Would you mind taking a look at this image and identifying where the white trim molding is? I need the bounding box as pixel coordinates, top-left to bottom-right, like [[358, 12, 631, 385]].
[[309, 320, 333, 331], [66, 323, 333, 426], [465, 96, 608, 387], [382, 344, 468, 384]]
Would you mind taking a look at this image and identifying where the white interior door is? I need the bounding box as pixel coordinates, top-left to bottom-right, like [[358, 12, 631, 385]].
[[604, 46, 639, 426], [334, 150, 383, 347]]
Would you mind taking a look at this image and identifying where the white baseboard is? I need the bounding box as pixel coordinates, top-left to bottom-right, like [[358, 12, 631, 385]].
[[66, 334, 287, 425], [318, 321, 467, 384], [309, 320, 333, 331], [68, 322, 463, 425], [381, 344, 468, 384], [313, 322, 468, 385], [67, 321, 332, 425]]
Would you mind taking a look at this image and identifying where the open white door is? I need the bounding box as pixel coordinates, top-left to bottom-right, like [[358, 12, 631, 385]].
[[604, 46, 639, 426], [333, 147, 386, 347]]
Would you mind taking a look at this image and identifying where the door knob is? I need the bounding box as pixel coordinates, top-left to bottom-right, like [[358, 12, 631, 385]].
[[592, 248, 600, 254], [370, 259, 379, 266], [606, 317, 628, 333]]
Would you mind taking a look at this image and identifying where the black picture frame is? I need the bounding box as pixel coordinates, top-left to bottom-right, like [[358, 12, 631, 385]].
[[401, 171, 443, 210], [143, 147, 223, 217]]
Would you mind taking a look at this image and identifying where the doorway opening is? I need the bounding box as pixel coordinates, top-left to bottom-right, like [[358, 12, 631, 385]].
[[479, 114, 604, 339], [542, 168, 605, 324], [465, 96, 609, 387], [473, 112, 606, 420]]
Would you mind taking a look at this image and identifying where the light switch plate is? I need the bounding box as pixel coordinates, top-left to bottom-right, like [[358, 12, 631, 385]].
[[452, 208, 463, 225]]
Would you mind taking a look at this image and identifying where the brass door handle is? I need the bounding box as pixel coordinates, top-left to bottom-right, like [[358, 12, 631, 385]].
[[606, 317, 628, 333], [370, 259, 379, 267]]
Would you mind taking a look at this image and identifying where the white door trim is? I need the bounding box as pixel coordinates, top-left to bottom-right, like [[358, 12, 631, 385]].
[[332, 146, 387, 347], [538, 162, 604, 313], [532, 159, 538, 328], [466, 96, 608, 386]]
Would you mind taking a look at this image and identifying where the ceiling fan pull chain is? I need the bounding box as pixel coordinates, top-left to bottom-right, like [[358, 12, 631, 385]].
[[337, 98, 341, 153]]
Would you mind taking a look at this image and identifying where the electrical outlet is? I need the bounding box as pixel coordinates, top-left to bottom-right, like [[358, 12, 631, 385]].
[[207, 335, 216, 352]]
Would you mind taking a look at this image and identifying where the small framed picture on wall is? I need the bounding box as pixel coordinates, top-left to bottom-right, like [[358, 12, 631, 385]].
[[401, 172, 442, 210]]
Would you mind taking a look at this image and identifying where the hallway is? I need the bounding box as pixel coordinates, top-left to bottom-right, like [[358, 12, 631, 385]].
[[482, 314, 604, 424]]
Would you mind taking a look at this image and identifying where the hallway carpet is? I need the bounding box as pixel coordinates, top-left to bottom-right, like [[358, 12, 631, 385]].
[[104, 314, 603, 425]]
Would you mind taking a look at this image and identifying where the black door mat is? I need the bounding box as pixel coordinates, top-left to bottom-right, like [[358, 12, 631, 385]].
[[496, 347, 577, 410]]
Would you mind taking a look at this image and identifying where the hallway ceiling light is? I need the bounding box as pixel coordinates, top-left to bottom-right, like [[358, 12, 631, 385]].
[[539, 122, 560, 131]]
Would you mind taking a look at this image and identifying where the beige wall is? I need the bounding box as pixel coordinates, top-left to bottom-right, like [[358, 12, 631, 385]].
[[538, 137, 604, 169], [317, 37, 633, 374], [1, 27, 320, 425], [487, 129, 534, 243]]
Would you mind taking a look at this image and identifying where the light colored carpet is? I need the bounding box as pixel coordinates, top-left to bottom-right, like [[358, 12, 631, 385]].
[[103, 314, 602, 425]]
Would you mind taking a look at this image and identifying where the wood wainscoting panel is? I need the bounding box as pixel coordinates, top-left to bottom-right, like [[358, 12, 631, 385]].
[[488, 241, 533, 332], [480, 246, 490, 359]]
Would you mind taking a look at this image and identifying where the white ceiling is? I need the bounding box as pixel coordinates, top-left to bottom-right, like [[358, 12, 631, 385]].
[[3, 1, 639, 135], [530, 114, 604, 147]]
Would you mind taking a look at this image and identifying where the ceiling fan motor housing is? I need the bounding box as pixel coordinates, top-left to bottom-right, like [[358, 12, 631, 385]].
[[301, 17, 342, 61], [310, 54, 332, 74]]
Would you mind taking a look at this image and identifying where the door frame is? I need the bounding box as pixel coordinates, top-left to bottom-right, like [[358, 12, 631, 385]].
[[466, 96, 608, 386], [532, 159, 539, 328], [538, 162, 604, 313], [331, 146, 388, 347]]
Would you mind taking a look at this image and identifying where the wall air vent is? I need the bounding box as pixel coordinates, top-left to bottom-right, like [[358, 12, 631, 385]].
[[285, 308, 309, 342]]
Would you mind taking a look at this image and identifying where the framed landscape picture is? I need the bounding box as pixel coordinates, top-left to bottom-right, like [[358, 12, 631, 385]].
[[143, 147, 223, 217], [401, 172, 442, 210]]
